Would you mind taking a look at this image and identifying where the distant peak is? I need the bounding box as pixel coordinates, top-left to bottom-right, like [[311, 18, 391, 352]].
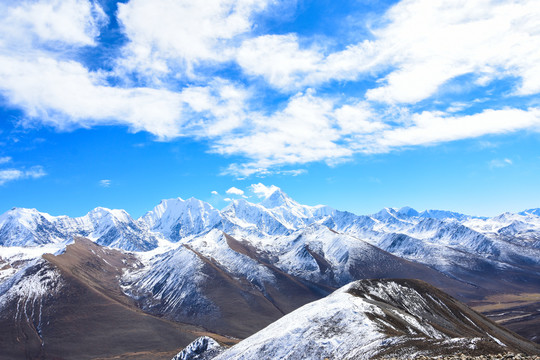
[[519, 208, 540, 216], [160, 197, 185, 205], [89, 207, 128, 216], [149, 196, 217, 217], [5, 207, 41, 217], [90, 206, 112, 213], [373, 207, 397, 217], [260, 188, 295, 209], [397, 206, 419, 217]]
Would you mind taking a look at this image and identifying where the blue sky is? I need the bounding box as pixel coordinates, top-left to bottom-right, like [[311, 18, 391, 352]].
[[1, 0, 540, 218]]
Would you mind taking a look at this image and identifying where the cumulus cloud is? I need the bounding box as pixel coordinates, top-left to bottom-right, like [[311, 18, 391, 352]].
[[0, 0, 107, 48], [226, 187, 244, 196], [237, 34, 324, 90], [0, 56, 188, 139], [215, 91, 358, 176], [364, 0, 540, 103], [1, 0, 540, 178], [116, 0, 270, 78], [250, 183, 280, 198], [236, 0, 540, 104], [0, 52, 255, 140], [0, 166, 46, 185], [211, 190, 219, 195]]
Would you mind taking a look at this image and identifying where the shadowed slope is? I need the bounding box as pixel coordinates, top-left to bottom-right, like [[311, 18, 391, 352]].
[[0, 238, 233, 360]]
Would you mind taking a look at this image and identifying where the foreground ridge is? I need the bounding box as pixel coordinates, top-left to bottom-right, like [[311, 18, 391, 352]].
[[186, 279, 540, 360], [400, 354, 540, 360]]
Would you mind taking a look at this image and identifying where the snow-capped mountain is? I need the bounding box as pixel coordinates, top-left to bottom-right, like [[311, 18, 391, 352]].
[[2, 186, 540, 299], [193, 279, 540, 359], [220, 199, 291, 236], [520, 208, 540, 217], [120, 222, 472, 339], [418, 209, 480, 221], [171, 336, 225, 360], [3, 186, 540, 263], [141, 197, 222, 242], [0, 206, 160, 251], [0, 208, 65, 247], [257, 188, 333, 229], [1, 185, 540, 357]]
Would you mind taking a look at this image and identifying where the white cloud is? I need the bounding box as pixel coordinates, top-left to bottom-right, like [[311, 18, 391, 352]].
[[215, 91, 357, 176], [489, 158, 513, 169], [0, 156, 11, 164], [0, 56, 186, 138], [211, 190, 219, 195], [99, 179, 111, 187], [373, 107, 540, 151], [0, 0, 192, 140], [235, 0, 540, 105], [236, 35, 382, 91], [250, 183, 279, 198], [2, 31, 264, 142], [0, 0, 107, 47], [362, 0, 540, 103], [334, 103, 386, 135], [1, 0, 540, 179], [116, 0, 269, 78], [223, 197, 232, 202], [281, 169, 306, 177], [237, 34, 324, 89], [0, 170, 23, 185], [226, 186, 244, 196], [0, 166, 46, 185], [179, 80, 250, 137]]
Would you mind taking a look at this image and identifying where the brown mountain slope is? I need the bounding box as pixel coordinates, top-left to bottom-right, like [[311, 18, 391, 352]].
[[0, 238, 234, 360], [140, 241, 333, 339], [128, 230, 473, 340]]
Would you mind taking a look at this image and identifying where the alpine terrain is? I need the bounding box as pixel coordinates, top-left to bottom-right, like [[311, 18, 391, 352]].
[[1, 186, 539, 359], [175, 279, 539, 360]]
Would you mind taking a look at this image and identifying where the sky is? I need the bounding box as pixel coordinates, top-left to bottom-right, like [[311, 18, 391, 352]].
[[1, 0, 540, 218]]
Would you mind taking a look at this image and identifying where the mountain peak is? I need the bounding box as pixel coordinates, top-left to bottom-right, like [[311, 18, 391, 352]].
[[260, 188, 296, 209], [0, 207, 56, 224], [88, 207, 132, 223], [4, 207, 40, 216], [519, 208, 540, 217], [373, 207, 397, 218], [397, 206, 419, 217]]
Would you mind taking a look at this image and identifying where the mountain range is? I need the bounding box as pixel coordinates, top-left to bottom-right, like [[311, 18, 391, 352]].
[[1, 186, 539, 358]]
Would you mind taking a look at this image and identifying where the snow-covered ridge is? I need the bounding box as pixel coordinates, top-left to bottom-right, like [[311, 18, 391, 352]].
[[142, 197, 222, 242], [1, 186, 539, 273], [171, 336, 225, 360], [0, 206, 160, 251], [205, 279, 537, 360], [1, 187, 540, 354]]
